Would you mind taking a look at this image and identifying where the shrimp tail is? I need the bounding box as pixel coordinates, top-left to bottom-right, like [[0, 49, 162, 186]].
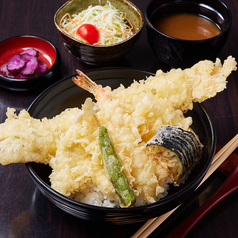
[[72, 69, 98, 94], [72, 69, 112, 103]]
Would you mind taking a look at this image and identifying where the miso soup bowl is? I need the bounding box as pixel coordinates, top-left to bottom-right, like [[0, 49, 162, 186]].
[[145, 0, 232, 68]]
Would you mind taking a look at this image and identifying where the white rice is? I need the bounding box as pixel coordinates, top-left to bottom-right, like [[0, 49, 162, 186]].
[[70, 177, 172, 208]]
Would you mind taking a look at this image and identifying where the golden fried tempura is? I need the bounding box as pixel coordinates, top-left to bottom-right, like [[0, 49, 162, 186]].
[[0, 56, 236, 203]]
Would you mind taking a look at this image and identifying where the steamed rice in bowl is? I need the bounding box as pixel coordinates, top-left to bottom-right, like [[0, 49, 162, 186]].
[[0, 56, 236, 212], [69, 175, 172, 207]]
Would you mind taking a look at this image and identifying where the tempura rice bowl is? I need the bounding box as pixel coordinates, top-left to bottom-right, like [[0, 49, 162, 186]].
[[26, 69, 216, 224]]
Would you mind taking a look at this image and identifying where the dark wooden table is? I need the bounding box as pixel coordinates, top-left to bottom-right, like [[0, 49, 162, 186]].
[[0, 0, 238, 237]]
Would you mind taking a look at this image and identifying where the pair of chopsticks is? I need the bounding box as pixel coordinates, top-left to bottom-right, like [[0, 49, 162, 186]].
[[131, 134, 238, 238]]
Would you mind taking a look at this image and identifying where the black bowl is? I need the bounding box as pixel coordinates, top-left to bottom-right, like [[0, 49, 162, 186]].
[[0, 35, 61, 91], [26, 68, 216, 224], [54, 0, 144, 66], [145, 0, 232, 68]]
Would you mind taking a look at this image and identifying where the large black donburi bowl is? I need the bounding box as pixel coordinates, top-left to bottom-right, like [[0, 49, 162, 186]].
[[26, 68, 216, 224]]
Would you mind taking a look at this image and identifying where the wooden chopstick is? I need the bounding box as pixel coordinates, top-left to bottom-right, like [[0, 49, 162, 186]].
[[131, 134, 238, 238]]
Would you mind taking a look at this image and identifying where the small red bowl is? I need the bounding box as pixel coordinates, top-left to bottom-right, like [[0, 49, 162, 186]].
[[0, 35, 61, 91]]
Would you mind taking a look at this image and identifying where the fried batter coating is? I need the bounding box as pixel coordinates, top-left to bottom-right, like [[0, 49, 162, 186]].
[[0, 108, 81, 165], [0, 56, 236, 203]]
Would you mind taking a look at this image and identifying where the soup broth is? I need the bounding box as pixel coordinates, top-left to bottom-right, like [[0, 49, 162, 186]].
[[154, 13, 222, 40]]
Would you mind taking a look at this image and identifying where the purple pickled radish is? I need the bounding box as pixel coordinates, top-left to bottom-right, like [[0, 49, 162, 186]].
[[1, 63, 27, 78], [7, 54, 25, 74], [34, 61, 48, 75], [21, 55, 38, 75], [20, 48, 39, 57], [21, 53, 32, 62], [14, 73, 28, 79], [0, 63, 13, 77], [1, 48, 48, 78]]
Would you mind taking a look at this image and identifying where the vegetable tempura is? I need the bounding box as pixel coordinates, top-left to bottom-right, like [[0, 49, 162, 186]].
[[0, 56, 236, 206]]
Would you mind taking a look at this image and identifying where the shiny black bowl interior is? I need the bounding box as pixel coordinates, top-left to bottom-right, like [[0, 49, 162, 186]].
[[26, 68, 216, 224]]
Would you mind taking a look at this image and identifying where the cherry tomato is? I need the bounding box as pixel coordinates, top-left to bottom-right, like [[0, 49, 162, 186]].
[[76, 24, 100, 45]]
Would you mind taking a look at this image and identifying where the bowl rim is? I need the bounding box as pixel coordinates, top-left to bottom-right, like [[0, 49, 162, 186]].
[[145, 0, 232, 42], [54, 0, 144, 48], [0, 34, 60, 83], [25, 68, 216, 213]]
